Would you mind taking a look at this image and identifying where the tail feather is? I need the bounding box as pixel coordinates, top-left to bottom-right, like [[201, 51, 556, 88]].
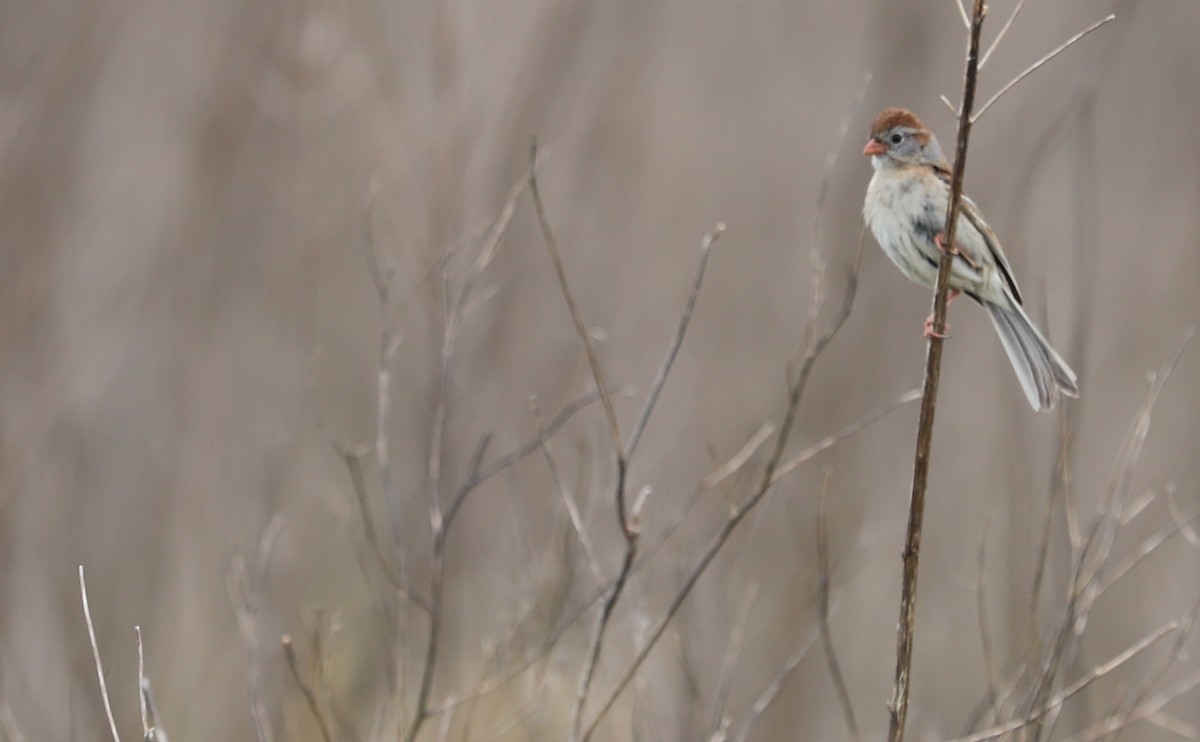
[[985, 301, 1079, 412]]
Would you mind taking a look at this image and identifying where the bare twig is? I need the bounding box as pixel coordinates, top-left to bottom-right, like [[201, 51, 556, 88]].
[[979, 0, 1029, 68], [625, 223, 725, 461], [530, 141, 623, 479], [769, 387, 921, 485], [583, 249, 861, 740], [1098, 509, 1200, 594], [952, 0, 970, 29], [700, 423, 777, 491], [1108, 599, 1200, 742], [816, 469, 860, 741], [710, 583, 759, 736], [339, 447, 429, 610], [229, 516, 283, 742], [401, 169, 549, 742], [1060, 666, 1200, 742], [972, 15, 1116, 123], [527, 143, 642, 742], [137, 626, 149, 739], [282, 635, 334, 742], [888, 2, 986, 739], [446, 386, 616, 530], [952, 621, 1179, 742], [135, 627, 166, 741], [79, 566, 121, 742], [423, 379, 913, 722], [735, 623, 823, 742], [974, 520, 1001, 728], [530, 394, 605, 586]]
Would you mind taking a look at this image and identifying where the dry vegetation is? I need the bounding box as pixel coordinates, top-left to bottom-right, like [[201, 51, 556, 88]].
[[1, 0, 1199, 740]]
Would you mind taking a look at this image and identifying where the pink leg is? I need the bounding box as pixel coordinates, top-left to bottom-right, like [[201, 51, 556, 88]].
[[934, 233, 958, 256], [935, 233, 981, 270], [921, 316, 950, 340]]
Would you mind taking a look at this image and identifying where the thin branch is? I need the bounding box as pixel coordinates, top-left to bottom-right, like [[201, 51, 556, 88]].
[[405, 170, 532, 742], [979, 0, 1029, 68], [1030, 423, 1073, 644], [282, 635, 334, 742], [624, 223, 725, 461], [135, 627, 165, 741], [426, 170, 530, 530], [229, 516, 283, 742], [529, 140, 624, 481], [710, 583, 760, 736], [940, 94, 959, 117], [79, 566, 121, 742], [137, 626, 149, 738], [1063, 669, 1200, 742], [735, 623, 823, 742], [447, 386, 613, 528], [975, 520, 1001, 728], [700, 423, 777, 492], [529, 141, 640, 742], [972, 14, 1116, 123], [583, 250, 860, 741], [570, 524, 638, 742], [769, 387, 921, 485], [817, 469, 860, 741], [1098, 509, 1200, 595], [952, 621, 1180, 742], [530, 394, 605, 586], [1108, 599, 1200, 742], [339, 447, 430, 611], [888, 2, 986, 739], [424, 376, 914, 721], [952, 0, 970, 29]]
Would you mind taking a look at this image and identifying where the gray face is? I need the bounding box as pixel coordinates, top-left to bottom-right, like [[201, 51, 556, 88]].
[[873, 126, 943, 168]]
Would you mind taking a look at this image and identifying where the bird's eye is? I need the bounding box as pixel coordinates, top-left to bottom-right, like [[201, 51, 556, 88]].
[[890, 133, 903, 144]]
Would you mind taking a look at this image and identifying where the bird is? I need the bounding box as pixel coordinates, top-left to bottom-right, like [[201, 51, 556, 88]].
[[861, 107, 1078, 411]]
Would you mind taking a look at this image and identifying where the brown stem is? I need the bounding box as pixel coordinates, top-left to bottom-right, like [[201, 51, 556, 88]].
[[887, 1, 986, 740]]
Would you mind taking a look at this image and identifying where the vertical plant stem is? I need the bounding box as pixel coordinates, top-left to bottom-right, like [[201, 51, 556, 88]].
[[887, 2, 986, 740]]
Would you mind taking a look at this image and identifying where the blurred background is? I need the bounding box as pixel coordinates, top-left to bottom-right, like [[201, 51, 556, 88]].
[[2, 0, 1198, 739]]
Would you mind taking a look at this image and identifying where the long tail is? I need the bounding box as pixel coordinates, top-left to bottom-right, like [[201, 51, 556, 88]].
[[985, 300, 1079, 412]]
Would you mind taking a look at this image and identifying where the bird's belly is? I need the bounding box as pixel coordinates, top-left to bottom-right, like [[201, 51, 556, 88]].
[[865, 177, 990, 297]]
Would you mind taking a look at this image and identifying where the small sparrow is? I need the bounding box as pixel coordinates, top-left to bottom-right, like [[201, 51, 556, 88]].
[[862, 108, 1078, 411]]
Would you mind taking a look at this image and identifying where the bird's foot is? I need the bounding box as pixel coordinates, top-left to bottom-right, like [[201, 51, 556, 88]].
[[935, 233, 982, 270], [934, 233, 958, 256], [923, 315, 952, 339]]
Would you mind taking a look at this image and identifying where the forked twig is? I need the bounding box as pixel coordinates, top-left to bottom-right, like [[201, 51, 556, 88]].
[[951, 621, 1180, 742], [282, 635, 334, 742], [972, 15, 1116, 123], [583, 250, 861, 740], [528, 144, 640, 742], [406, 170, 531, 742]]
